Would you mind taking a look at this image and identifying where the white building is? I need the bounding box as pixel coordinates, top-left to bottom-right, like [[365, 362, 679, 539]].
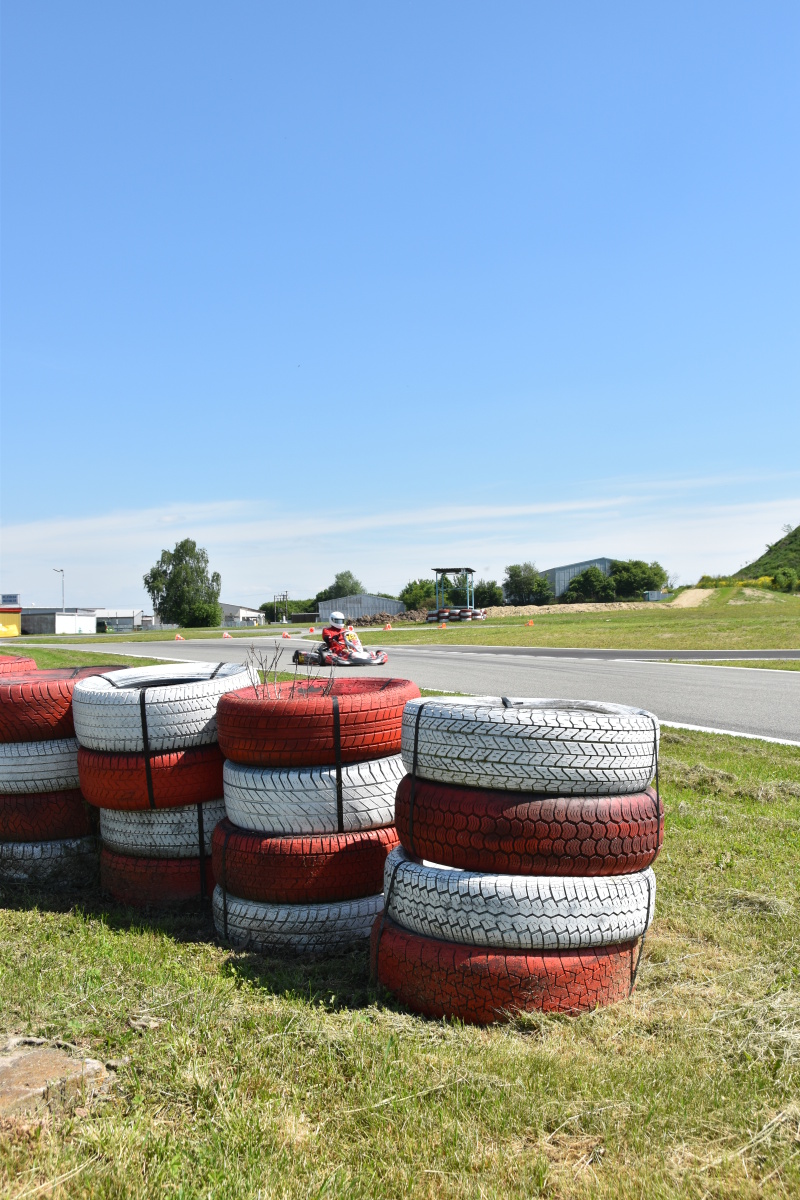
[[21, 608, 99, 635], [20, 607, 143, 634], [220, 602, 265, 627]]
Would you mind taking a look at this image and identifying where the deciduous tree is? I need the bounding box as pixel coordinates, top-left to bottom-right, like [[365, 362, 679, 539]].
[[143, 539, 222, 627]]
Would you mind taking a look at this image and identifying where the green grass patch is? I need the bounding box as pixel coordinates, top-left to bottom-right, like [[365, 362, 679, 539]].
[[359, 588, 800, 651], [0, 648, 171, 670], [9, 625, 292, 645], [1, 729, 798, 1197], [677, 660, 800, 671]]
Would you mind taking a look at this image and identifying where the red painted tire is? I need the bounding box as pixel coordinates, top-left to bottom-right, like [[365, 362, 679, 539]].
[[0, 789, 96, 841], [78, 744, 224, 810], [212, 818, 399, 903], [0, 655, 37, 676], [372, 916, 638, 1023], [395, 778, 663, 875], [217, 678, 420, 767], [100, 846, 214, 906], [0, 667, 120, 743]]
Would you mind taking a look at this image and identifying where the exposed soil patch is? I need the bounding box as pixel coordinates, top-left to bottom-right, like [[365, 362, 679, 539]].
[[0, 1038, 107, 1115], [668, 589, 713, 608]]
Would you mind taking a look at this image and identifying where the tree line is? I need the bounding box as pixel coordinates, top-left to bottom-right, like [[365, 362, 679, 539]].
[[143, 540, 669, 628]]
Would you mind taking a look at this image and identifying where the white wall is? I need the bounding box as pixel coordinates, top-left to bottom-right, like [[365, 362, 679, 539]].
[[54, 612, 97, 635]]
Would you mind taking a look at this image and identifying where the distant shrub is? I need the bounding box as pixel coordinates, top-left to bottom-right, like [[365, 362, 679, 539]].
[[474, 579, 504, 607], [772, 568, 798, 592], [399, 578, 437, 610], [563, 567, 616, 603], [609, 559, 668, 598], [503, 562, 553, 605]]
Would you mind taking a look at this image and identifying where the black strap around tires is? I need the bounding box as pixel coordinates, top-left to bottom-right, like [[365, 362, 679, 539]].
[[372, 853, 404, 986], [196, 802, 207, 902], [406, 700, 431, 859], [630, 719, 660, 995], [139, 689, 156, 810], [332, 697, 344, 832], [219, 824, 232, 940], [374, 699, 430, 984]]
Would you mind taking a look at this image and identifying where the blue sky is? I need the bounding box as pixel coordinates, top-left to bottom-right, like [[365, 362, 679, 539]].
[[2, 3, 798, 609]]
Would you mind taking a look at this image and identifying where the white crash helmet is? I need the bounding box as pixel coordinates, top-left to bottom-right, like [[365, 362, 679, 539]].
[[329, 611, 345, 629]]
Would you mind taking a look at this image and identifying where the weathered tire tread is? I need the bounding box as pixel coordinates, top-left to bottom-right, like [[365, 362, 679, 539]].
[[372, 916, 638, 1023], [0, 739, 80, 794], [217, 678, 420, 767], [395, 777, 663, 874], [0, 789, 95, 841], [73, 663, 249, 753], [384, 847, 655, 950], [0, 836, 99, 889], [100, 799, 224, 858], [223, 755, 402, 834], [100, 846, 214, 906], [0, 667, 120, 742], [212, 886, 383, 953], [212, 819, 398, 903], [402, 697, 659, 795], [79, 744, 224, 811]]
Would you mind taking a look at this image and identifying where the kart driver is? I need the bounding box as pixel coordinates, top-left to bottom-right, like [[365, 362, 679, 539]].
[[321, 611, 349, 657]]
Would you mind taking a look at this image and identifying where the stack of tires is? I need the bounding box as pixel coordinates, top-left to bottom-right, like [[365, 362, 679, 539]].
[[373, 697, 663, 1024], [0, 668, 119, 889], [212, 678, 421, 954], [73, 663, 248, 907]]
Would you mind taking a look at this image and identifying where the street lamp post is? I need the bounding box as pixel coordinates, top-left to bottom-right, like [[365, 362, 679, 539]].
[[53, 569, 65, 612]]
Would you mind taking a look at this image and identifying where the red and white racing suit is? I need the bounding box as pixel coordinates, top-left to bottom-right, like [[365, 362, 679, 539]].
[[322, 626, 349, 657]]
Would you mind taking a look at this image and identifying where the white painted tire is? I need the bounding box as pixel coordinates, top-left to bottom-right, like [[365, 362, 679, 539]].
[[212, 886, 383, 953], [384, 847, 655, 950], [401, 697, 659, 795], [0, 836, 98, 888], [73, 663, 249, 753], [223, 756, 403, 834], [0, 738, 80, 794], [99, 798, 225, 858]]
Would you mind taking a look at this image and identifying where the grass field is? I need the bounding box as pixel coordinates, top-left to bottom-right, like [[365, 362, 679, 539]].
[[1, 729, 798, 1198], [359, 588, 800, 651], [0, 648, 171, 670], [6, 625, 297, 645]]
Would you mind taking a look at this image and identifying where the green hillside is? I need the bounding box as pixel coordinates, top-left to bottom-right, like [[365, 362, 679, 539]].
[[735, 523, 800, 577]]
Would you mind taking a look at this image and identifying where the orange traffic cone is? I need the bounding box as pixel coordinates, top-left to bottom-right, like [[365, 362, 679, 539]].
[[309, 626, 315, 633], [281, 631, 291, 639], [527, 619, 535, 626], [384, 623, 392, 631], [439, 622, 446, 629], [222, 631, 232, 638], [175, 634, 185, 641]]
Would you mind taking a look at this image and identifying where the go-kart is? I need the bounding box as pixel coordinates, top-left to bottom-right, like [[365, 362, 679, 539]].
[[292, 627, 388, 667]]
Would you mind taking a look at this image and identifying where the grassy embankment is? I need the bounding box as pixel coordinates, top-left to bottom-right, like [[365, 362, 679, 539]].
[[359, 587, 800, 651], [1, 729, 798, 1198]]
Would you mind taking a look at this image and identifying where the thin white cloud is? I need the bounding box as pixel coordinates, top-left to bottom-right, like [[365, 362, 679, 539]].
[[2, 486, 796, 609]]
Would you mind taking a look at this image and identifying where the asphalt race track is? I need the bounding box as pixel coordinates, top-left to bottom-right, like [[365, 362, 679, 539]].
[[13, 635, 800, 744]]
